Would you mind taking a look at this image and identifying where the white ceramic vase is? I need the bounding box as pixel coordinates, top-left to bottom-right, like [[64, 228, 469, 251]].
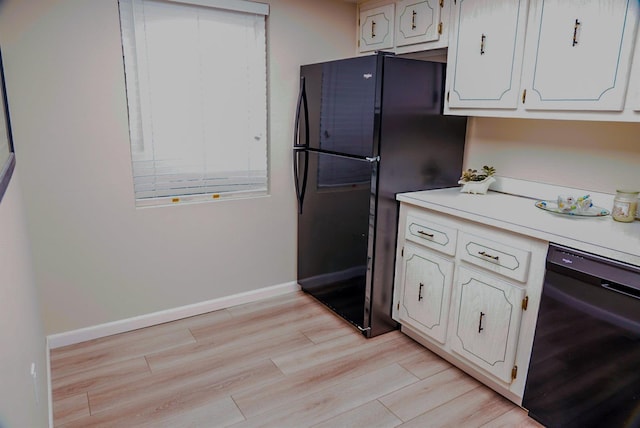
[[458, 176, 496, 194]]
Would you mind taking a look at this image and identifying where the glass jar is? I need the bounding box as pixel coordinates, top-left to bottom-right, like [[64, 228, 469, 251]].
[[612, 190, 639, 222]]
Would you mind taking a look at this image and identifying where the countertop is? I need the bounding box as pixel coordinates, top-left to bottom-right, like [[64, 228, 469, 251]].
[[397, 186, 640, 267]]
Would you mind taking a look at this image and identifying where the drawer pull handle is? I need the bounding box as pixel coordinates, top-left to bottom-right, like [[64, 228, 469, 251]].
[[572, 18, 580, 47], [478, 251, 499, 261], [418, 282, 424, 301], [417, 230, 434, 238], [478, 311, 485, 333], [480, 33, 486, 55]]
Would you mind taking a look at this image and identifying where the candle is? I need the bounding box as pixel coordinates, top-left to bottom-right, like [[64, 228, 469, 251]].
[[612, 190, 639, 222]]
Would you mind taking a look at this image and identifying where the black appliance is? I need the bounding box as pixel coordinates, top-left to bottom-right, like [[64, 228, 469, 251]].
[[293, 53, 467, 337], [523, 244, 640, 428]]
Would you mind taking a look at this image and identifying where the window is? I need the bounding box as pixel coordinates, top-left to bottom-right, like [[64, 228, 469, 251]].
[[0, 47, 16, 204], [118, 0, 269, 207]]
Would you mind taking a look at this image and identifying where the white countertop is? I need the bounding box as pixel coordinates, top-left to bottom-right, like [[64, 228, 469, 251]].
[[397, 186, 640, 267]]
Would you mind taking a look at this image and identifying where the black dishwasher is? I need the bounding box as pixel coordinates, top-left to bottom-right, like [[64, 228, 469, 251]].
[[523, 244, 640, 428]]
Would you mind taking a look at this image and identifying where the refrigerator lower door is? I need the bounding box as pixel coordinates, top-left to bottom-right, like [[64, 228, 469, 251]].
[[297, 150, 375, 333]]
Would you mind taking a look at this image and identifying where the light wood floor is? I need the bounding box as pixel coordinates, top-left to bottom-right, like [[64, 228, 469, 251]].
[[51, 291, 543, 427]]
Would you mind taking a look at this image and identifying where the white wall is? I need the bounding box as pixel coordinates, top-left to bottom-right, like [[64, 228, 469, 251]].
[[465, 117, 640, 194], [0, 175, 49, 428], [1, 0, 356, 334]]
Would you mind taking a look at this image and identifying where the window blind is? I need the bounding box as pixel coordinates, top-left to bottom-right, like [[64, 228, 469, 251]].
[[119, 0, 268, 206]]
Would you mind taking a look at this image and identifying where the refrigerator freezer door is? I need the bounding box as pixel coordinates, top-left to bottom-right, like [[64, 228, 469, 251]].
[[302, 55, 380, 158], [297, 150, 375, 332]]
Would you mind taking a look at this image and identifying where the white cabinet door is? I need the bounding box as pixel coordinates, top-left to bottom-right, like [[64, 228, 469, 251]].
[[450, 266, 525, 383], [626, 22, 640, 112], [399, 244, 454, 344], [359, 4, 395, 53], [447, 0, 529, 109], [522, 0, 639, 111], [395, 0, 442, 47]]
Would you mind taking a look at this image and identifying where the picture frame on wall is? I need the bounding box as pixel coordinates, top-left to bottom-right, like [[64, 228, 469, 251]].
[[0, 47, 16, 203]]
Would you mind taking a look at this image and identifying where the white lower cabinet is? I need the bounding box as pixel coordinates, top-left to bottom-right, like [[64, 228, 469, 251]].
[[393, 203, 547, 405], [450, 266, 525, 383], [398, 244, 454, 344]]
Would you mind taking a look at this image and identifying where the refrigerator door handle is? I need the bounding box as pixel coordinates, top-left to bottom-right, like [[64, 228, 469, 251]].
[[294, 76, 310, 214], [293, 149, 309, 214], [293, 76, 309, 149]]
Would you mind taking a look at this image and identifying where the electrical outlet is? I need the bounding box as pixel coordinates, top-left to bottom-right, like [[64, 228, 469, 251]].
[[30, 362, 39, 405]]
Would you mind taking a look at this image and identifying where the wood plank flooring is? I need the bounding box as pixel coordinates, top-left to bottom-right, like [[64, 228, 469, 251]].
[[50, 291, 543, 427]]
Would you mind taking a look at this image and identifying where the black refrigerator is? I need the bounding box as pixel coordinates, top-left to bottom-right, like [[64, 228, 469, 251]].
[[293, 53, 467, 337]]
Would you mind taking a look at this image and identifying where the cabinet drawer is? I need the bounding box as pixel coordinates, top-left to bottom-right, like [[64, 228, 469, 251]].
[[405, 214, 457, 256], [459, 232, 531, 283]]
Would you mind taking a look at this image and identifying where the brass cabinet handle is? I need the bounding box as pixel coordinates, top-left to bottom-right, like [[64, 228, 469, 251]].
[[417, 230, 435, 238], [478, 250, 499, 261], [411, 10, 417, 30], [478, 311, 485, 333], [572, 19, 580, 46], [480, 34, 486, 55], [371, 20, 376, 38], [418, 282, 424, 301]]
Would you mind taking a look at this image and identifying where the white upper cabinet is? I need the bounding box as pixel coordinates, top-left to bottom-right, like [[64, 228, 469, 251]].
[[445, 0, 640, 121], [625, 12, 640, 113], [447, 0, 529, 109], [359, 4, 395, 53], [358, 0, 451, 55], [395, 0, 442, 47], [521, 0, 640, 111]]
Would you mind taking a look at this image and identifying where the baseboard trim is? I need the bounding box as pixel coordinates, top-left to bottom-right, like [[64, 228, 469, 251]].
[[47, 281, 300, 349], [46, 338, 53, 428]]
